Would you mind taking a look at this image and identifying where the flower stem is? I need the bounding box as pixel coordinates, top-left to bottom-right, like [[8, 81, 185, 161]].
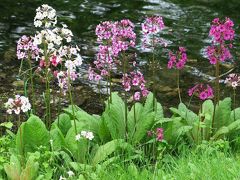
[[27, 55, 36, 113], [233, 88, 236, 121], [152, 34, 156, 111], [67, 73, 77, 135], [212, 59, 220, 132], [123, 53, 128, 141], [177, 69, 182, 103]]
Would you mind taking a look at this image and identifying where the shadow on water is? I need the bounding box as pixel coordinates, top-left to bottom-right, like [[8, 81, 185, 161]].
[[0, 0, 240, 117]]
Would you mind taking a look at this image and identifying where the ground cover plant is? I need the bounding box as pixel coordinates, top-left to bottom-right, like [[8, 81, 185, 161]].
[[1, 4, 240, 180]]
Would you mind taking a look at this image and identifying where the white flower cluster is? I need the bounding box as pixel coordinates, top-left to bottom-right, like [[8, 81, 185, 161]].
[[225, 73, 240, 89], [34, 4, 57, 28], [75, 131, 94, 141], [5, 95, 31, 115]]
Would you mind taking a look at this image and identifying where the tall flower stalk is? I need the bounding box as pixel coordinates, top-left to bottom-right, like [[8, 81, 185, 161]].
[[141, 16, 165, 111], [206, 17, 235, 130], [17, 35, 39, 112], [31, 5, 82, 128], [167, 47, 187, 103], [188, 84, 214, 142]]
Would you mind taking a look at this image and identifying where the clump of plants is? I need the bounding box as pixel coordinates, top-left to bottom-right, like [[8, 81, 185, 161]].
[[1, 4, 240, 179]]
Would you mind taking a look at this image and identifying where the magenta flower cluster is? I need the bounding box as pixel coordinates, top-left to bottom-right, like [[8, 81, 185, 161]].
[[188, 84, 214, 100], [147, 128, 164, 142], [141, 16, 166, 48], [89, 20, 136, 81], [89, 19, 149, 101], [122, 70, 149, 101], [17, 35, 39, 60], [207, 17, 235, 65], [167, 47, 187, 69]]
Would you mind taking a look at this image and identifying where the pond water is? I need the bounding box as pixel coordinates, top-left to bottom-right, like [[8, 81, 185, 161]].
[[0, 0, 240, 116]]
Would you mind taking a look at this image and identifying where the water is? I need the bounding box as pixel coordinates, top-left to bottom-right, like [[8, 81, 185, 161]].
[[0, 0, 240, 115]]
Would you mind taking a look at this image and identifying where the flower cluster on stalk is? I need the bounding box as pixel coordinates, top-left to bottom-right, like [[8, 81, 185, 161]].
[[17, 35, 39, 60], [147, 127, 164, 142], [122, 70, 149, 101], [188, 84, 214, 100], [225, 73, 240, 89], [141, 16, 166, 48], [206, 17, 235, 65], [5, 95, 31, 115], [29, 5, 83, 94], [34, 4, 57, 28], [89, 19, 148, 101], [75, 131, 94, 141], [167, 47, 187, 69]]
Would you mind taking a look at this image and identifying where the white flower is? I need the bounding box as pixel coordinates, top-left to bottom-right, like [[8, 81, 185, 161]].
[[86, 132, 94, 140], [59, 176, 66, 180], [74, 54, 83, 66], [34, 20, 42, 27], [80, 131, 94, 140], [67, 170, 75, 177], [75, 134, 81, 141], [5, 95, 31, 115]]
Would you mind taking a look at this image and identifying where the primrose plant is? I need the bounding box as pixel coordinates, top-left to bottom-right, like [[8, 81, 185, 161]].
[[16, 4, 83, 129]]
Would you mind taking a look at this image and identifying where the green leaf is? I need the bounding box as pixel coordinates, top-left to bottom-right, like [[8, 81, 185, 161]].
[[20, 154, 39, 180], [230, 108, 240, 121], [92, 139, 132, 165], [4, 154, 21, 180], [0, 122, 13, 129], [50, 125, 66, 151], [127, 103, 144, 139], [132, 111, 155, 144], [214, 97, 232, 131], [16, 115, 50, 154], [201, 100, 214, 140], [103, 92, 126, 139], [52, 113, 72, 136], [65, 123, 88, 163]]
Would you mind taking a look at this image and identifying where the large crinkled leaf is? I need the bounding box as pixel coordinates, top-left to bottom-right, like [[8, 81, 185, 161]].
[[98, 115, 111, 143], [201, 100, 214, 140], [230, 108, 240, 122], [16, 115, 50, 154], [92, 139, 133, 165], [214, 97, 232, 130], [65, 121, 88, 162], [50, 125, 66, 151], [144, 92, 164, 120], [103, 92, 126, 139], [212, 119, 240, 140], [127, 103, 144, 139], [132, 111, 155, 144], [52, 113, 72, 136], [4, 155, 21, 180]]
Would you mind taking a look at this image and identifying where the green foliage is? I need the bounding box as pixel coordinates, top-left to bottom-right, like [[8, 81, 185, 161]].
[[16, 115, 50, 154], [4, 153, 39, 180]]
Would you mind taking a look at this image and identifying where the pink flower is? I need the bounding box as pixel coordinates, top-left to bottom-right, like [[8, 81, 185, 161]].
[[188, 84, 214, 100], [168, 47, 187, 69], [133, 92, 141, 101], [206, 17, 234, 65], [17, 35, 39, 60]]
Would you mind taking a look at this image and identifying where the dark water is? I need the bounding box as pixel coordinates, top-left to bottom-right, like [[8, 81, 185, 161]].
[[0, 0, 240, 115]]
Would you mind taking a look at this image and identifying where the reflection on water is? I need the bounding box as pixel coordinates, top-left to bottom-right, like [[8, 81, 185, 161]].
[[0, 0, 240, 113]]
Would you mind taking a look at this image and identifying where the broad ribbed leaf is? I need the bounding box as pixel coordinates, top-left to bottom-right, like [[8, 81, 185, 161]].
[[53, 113, 72, 136], [16, 115, 50, 154], [103, 92, 126, 139], [201, 100, 214, 140], [132, 111, 155, 144], [214, 98, 231, 130], [92, 139, 132, 165], [50, 125, 66, 151]]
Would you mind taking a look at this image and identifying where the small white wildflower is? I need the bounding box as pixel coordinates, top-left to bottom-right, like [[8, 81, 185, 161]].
[[67, 170, 75, 177], [75, 134, 81, 141]]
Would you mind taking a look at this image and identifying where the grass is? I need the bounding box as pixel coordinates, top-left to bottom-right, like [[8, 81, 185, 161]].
[[96, 150, 240, 180]]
